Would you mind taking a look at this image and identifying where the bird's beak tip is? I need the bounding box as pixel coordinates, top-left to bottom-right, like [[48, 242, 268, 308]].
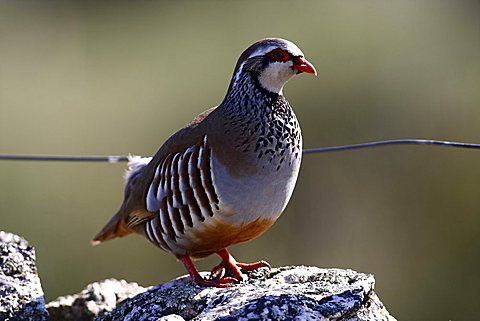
[[293, 57, 317, 76]]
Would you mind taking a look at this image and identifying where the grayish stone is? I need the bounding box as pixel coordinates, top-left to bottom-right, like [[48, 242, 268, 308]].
[[95, 266, 396, 321], [0, 231, 48, 321], [46, 278, 147, 321], [0, 230, 395, 320], [158, 315, 186, 321]]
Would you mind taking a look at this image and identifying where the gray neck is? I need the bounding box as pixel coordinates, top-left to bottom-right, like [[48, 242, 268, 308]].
[[221, 71, 278, 115], [220, 71, 302, 170]]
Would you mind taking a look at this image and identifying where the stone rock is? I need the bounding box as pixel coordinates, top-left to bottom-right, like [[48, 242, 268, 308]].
[[46, 279, 147, 321], [0, 231, 396, 320], [0, 231, 48, 321], [95, 266, 396, 321]]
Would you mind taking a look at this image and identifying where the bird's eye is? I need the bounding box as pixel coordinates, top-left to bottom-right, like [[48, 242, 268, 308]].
[[273, 50, 284, 60], [268, 49, 289, 62]]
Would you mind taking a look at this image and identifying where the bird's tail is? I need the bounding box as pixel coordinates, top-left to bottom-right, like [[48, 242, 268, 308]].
[[92, 155, 151, 246], [91, 209, 133, 246]]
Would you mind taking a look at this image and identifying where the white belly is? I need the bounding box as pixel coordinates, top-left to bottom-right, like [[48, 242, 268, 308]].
[[211, 153, 301, 226]]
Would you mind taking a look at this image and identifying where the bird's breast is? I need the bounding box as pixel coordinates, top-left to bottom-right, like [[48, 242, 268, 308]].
[[140, 105, 302, 257], [210, 144, 301, 226]]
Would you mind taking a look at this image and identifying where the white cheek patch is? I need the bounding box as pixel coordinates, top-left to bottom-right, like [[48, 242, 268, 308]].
[[257, 61, 296, 94]]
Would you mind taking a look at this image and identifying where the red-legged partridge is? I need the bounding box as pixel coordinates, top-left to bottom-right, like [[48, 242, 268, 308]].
[[93, 38, 316, 287]]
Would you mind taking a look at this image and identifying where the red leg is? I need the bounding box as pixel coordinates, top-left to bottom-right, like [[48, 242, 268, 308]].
[[215, 249, 244, 280], [179, 255, 237, 288], [210, 249, 271, 281]]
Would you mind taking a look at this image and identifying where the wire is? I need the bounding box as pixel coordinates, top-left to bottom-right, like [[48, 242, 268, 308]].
[[302, 139, 480, 154], [0, 154, 129, 162], [1, 139, 480, 162]]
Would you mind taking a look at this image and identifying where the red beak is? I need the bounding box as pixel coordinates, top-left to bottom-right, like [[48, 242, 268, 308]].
[[293, 57, 317, 75]]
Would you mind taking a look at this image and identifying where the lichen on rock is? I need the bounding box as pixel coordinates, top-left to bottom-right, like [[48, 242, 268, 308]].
[[95, 266, 396, 321], [46, 278, 147, 321], [0, 231, 396, 321], [0, 231, 48, 321]]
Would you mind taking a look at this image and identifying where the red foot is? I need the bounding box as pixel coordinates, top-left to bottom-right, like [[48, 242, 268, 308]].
[[210, 249, 271, 281], [179, 255, 237, 288]]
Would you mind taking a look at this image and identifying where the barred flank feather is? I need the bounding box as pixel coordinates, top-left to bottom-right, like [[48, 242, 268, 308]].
[[142, 136, 220, 252]]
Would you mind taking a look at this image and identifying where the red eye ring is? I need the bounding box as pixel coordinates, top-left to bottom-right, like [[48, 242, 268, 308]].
[[267, 49, 290, 62]]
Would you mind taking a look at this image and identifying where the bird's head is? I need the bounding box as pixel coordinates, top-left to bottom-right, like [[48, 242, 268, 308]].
[[229, 38, 316, 95]]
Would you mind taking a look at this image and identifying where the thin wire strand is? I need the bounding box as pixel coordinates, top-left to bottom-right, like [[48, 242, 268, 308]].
[[1, 139, 480, 162], [0, 154, 129, 162], [302, 139, 480, 154]]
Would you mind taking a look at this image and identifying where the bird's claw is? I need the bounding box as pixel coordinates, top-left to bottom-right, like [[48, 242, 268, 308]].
[[236, 260, 271, 271], [209, 256, 270, 282]]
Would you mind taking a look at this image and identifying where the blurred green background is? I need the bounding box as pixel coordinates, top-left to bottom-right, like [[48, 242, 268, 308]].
[[1, 1, 480, 319]]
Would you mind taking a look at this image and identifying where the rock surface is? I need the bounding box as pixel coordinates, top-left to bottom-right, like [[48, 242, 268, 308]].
[[95, 266, 396, 321], [46, 279, 147, 321], [0, 231, 48, 321], [0, 231, 396, 321]]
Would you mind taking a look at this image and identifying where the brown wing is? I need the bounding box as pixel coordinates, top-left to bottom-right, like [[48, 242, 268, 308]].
[[92, 107, 219, 244]]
